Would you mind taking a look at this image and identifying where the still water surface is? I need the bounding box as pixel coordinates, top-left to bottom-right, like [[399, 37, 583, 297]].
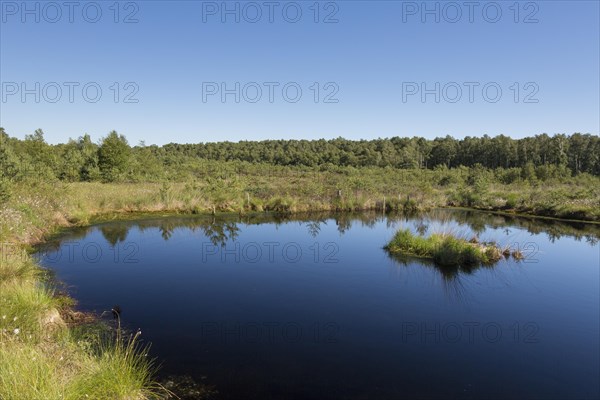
[[38, 210, 600, 399]]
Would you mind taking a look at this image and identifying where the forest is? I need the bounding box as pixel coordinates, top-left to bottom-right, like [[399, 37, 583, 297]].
[[1, 128, 599, 184]]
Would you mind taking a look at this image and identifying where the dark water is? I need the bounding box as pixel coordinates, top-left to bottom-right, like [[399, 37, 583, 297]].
[[38, 210, 600, 399]]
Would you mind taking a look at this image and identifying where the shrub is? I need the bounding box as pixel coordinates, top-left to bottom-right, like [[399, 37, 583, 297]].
[[0, 178, 12, 203]]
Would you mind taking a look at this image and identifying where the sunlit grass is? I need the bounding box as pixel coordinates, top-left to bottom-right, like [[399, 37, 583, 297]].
[[66, 329, 165, 400], [0, 327, 165, 400], [384, 228, 504, 267], [0, 339, 68, 400], [0, 249, 166, 400]]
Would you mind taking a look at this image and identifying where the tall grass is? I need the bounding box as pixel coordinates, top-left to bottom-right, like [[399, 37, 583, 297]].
[[384, 228, 504, 267], [67, 328, 164, 400], [0, 339, 68, 400], [0, 250, 165, 400], [0, 328, 164, 400]]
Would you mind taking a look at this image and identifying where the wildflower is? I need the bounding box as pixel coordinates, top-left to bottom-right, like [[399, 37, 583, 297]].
[[1, 315, 5, 319], [13, 328, 19, 335], [13, 316, 17, 321]]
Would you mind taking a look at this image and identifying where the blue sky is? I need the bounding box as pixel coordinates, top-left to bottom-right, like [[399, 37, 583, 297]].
[[1, 0, 598, 145]]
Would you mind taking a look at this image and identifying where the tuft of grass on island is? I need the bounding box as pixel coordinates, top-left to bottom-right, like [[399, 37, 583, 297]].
[[384, 229, 523, 267]]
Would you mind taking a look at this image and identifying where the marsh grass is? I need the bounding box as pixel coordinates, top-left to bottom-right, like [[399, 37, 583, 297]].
[[0, 338, 68, 400], [0, 249, 166, 400], [0, 254, 58, 343], [385, 228, 505, 267], [67, 327, 166, 400], [512, 249, 525, 260], [0, 325, 165, 400], [0, 252, 38, 283]]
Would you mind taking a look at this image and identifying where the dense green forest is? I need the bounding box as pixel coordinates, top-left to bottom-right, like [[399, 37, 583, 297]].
[[1, 128, 599, 186]]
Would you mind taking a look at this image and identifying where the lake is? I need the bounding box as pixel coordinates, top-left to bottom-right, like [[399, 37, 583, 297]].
[[37, 210, 600, 399]]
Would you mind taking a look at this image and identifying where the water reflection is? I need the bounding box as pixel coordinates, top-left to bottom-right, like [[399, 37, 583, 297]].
[[36, 209, 600, 294], [99, 224, 129, 246], [41, 209, 600, 254], [386, 251, 499, 281], [446, 209, 600, 245]]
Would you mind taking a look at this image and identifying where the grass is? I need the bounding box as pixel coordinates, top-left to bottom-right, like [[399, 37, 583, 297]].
[[384, 228, 505, 267], [0, 328, 162, 400], [66, 328, 163, 400], [0, 248, 166, 400]]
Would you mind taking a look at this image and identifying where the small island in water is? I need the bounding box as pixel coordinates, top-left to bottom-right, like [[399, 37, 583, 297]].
[[384, 228, 524, 267]]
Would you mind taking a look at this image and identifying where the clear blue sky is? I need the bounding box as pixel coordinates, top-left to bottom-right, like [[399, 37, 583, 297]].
[[1, 0, 598, 145]]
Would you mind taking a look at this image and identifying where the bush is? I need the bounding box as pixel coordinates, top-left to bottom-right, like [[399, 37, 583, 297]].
[[504, 193, 518, 209], [0, 179, 12, 203]]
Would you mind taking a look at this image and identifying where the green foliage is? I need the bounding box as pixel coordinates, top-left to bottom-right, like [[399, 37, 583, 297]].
[[0, 178, 12, 203], [385, 229, 504, 267], [98, 131, 131, 182], [266, 196, 297, 213], [0, 140, 20, 181], [385, 228, 438, 257], [67, 329, 163, 400], [521, 162, 537, 182], [159, 182, 172, 204], [504, 193, 519, 209], [5, 128, 600, 183], [497, 168, 522, 184], [466, 164, 492, 193]]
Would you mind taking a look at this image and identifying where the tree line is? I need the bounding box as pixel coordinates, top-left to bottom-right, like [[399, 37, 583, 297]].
[[1, 127, 599, 184]]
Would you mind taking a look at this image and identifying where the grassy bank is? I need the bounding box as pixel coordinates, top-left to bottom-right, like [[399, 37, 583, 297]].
[[384, 228, 518, 267], [0, 170, 598, 399], [0, 182, 175, 398], [0, 247, 164, 399]]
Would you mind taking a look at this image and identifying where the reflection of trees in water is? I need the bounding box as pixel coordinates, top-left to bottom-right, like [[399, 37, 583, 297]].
[[442, 209, 600, 244], [43, 208, 599, 256], [305, 220, 324, 238], [100, 224, 129, 246], [128, 217, 242, 246], [160, 225, 174, 241], [201, 219, 240, 246], [335, 216, 352, 235]]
